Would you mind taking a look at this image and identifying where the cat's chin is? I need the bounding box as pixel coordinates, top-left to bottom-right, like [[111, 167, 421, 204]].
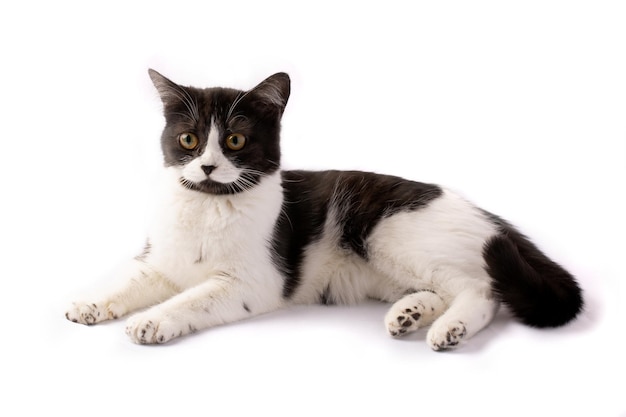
[[178, 177, 250, 195]]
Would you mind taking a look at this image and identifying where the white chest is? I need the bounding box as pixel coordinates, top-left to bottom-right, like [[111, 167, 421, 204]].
[[147, 170, 284, 289]]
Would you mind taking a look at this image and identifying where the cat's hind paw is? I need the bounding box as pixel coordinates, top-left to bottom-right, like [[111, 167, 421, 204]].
[[427, 320, 467, 351], [385, 291, 445, 337], [65, 302, 120, 325], [385, 306, 424, 337]]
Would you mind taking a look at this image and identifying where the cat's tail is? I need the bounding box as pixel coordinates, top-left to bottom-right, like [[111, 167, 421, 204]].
[[483, 223, 583, 328]]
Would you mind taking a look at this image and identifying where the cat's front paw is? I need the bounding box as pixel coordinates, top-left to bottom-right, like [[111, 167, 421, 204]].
[[427, 320, 467, 351], [65, 302, 121, 325], [125, 312, 189, 344]]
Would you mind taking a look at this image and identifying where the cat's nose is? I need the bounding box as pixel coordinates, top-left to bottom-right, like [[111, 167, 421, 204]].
[[201, 165, 216, 175]]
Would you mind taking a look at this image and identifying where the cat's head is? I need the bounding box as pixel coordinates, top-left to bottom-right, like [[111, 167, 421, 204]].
[[149, 69, 290, 195]]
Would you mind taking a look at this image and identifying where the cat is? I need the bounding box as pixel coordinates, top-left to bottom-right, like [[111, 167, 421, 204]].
[[65, 69, 583, 350]]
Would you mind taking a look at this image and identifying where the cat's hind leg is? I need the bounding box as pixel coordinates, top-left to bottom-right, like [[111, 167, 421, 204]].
[[426, 285, 499, 351], [385, 290, 447, 337]]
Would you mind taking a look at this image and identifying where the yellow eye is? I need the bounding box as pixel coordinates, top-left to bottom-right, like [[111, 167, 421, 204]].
[[178, 133, 199, 150], [226, 133, 246, 151]]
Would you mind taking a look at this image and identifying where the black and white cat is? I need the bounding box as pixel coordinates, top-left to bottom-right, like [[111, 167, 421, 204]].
[[66, 70, 583, 350]]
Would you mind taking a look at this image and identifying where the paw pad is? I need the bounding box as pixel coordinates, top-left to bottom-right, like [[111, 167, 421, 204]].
[[429, 321, 468, 351], [386, 305, 425, 337]]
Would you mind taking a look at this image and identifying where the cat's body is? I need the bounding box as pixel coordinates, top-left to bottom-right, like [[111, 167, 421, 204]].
[[66, 70, 583, 350]]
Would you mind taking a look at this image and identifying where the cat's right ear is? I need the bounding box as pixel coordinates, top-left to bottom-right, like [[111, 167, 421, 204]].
[[148, 69, 183, 107]]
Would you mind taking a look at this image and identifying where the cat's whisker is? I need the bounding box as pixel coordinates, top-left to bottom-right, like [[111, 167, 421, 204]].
[[168, 87, 199, 123], [227, 91, 252, 120], [177, 85, 200, 122], [266, 159, 280, 169], [172, 111, 197, 124], [240, 169, 266, 178], [234, 176, 256, 192], [279, 204, 295, 231]]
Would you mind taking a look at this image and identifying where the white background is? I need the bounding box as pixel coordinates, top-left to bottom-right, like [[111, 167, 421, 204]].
[[1, 1, 624, 416]]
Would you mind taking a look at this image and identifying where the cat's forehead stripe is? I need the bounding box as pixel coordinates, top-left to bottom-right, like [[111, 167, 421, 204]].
[[200, 116, 221, 162], [207, 117, 220, 146]]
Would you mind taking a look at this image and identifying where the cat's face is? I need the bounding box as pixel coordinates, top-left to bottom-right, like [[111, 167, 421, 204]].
[[150, 69, 290, 195]]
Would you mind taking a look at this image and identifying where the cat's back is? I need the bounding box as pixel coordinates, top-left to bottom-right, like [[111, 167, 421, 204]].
[[280, 169, 443, 223], [281, 169, 442, 209], [275, 169, 444, 261]]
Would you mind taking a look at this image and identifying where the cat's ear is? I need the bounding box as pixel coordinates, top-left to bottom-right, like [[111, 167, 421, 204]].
[[148, 69, 186, 107], [248, 72, 291, 113]]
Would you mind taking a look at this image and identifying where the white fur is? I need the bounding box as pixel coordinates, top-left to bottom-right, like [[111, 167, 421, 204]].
[[283, 189, 500, 349], [66, 178, 501, 350], [368, 191, 500, 349], [67, 168, 286, 343], [288, 190, 497, 301], [368, 190, 497, 294]]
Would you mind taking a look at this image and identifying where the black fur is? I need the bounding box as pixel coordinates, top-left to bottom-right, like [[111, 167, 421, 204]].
[[271, 171, 329, 298], [483, 213, 583, 327], [272, 170, 442, 298]]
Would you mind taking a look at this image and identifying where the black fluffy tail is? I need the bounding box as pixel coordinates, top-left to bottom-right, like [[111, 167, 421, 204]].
[[483, 221, 583, 328]]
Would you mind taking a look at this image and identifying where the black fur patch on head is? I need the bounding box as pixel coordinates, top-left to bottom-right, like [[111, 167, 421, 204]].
[[149, 70, 290, 195], [273, 170, 442, 299]]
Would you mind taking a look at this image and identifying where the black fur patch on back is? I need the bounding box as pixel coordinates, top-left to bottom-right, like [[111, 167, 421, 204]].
[[272, 171, 330, 298], [273, 170, 442, 299], [330, 171, 442, 258]]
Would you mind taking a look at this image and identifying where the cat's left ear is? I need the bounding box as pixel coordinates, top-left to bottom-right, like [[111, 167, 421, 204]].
[[148, 69, 186, 108], [248, 72, 291, 114]]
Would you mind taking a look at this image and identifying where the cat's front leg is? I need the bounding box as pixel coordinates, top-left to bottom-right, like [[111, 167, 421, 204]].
[[125, 275, 280, 344], [65, 261, 180, 325]]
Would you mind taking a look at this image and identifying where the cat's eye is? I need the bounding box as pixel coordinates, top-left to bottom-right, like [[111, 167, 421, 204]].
[[178, 133, 199, 150], [226, 133, 246, 151]]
